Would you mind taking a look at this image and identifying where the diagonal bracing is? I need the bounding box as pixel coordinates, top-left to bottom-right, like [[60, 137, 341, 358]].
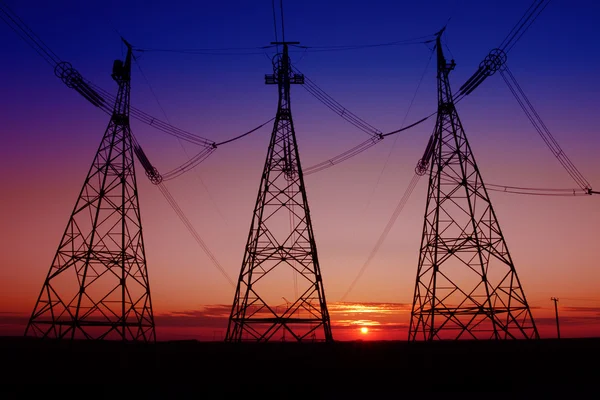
[[226, 42, 332, 342], [409, 31, 538, 341], [25, 40, 155, 342]]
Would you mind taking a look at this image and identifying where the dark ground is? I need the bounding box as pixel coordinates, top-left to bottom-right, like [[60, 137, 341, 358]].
[[1, 336, 598, 395]]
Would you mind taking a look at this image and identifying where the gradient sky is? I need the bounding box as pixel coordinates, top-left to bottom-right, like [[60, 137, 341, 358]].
[[1, 0, 599, 341]]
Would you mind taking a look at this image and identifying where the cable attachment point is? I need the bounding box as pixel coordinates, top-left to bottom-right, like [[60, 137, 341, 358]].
[[146, 167, 163, 185], [265, 52, 304, 85], [54, 61, 78, 87], [54, 61, 105, 108], [415, 160, 429, 176], [481, 48, 507, 76], [459, 49, 507, 97]]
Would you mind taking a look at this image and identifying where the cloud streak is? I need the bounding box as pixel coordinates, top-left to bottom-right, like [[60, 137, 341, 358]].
[[1, 301, 599, 340]]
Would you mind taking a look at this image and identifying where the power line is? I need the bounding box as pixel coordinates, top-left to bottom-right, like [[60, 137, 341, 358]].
[[132, 56, 236, 225], [500, 0, 551, 53], [134, 34, 435, 56], [304, 136, 383, 175], [1, 2, 270, 151], [157, 182, 236, 287], [340, 173, 421, 302], [456, 0, 551, 99], [500, 65, 591, 191], [0, 2, 224, 149], [295, 66, 381, 137], [161, 119, 274, 181], [0, 1, 60, 66], [363, 45, 435, 211], [134, 45, 274, 55], [88, 82, 215, 146], [214, 118, 275, 146], [5, 0, 591, 198], [133, 53, 171, 124], [303, 116, 431, 175], [504, 1, 550, 54], [302, 1, 554, 176], [280, 0, 285, 42], [271, 0, 279, 52], [133, 39, 433, 55], [291, 34, 435, 52], [486, 184, 589, 197]]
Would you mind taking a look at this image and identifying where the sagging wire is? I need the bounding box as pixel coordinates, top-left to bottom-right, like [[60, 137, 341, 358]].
[[455, 0, 551, 100], [157, 182, 236, 287], [500, 64, 591, 192], [340, 173, 422, 302]]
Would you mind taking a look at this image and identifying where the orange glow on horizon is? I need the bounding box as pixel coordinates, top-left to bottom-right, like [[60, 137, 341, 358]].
[[1, 299, 600, 341]]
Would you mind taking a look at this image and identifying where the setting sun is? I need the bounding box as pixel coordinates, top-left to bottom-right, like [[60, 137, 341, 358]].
[[360, 327, 369, 334]]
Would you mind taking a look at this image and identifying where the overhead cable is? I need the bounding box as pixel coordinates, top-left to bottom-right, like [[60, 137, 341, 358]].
[[289, 33, 435, 52], [303, 116, 431, 175], [0, 1, 60, 66], [364, 47, 435, 210], [0, 2, 267, 152], [486, 184, 589, 197], [339, 173, 422, 302], [294, 66, 381, 137], [457, 0, 551, 98], [134, 34, 435, 55], [157, 182, 236, 287], [499, 65, 591, 191]]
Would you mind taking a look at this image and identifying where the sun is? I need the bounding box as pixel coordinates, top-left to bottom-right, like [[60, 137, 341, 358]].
[[360, 327, 369, 334]]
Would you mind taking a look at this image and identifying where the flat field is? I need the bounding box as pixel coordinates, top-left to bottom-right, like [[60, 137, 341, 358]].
[[1, 336, 598, 395]]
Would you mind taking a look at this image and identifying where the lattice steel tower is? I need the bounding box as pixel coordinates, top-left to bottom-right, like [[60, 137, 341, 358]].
[[25, 40, 156, 341], [226, 42, 332, 342], [409, 31, 538, 340]]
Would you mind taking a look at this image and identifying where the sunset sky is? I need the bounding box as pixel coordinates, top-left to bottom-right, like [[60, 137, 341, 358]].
[[1, 0, 599, 341]]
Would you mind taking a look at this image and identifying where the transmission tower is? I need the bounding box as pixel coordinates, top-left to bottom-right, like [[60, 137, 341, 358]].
[[409, 31, 539, 340], [25, 40, 156, 341], [226, 42, 333, 342]]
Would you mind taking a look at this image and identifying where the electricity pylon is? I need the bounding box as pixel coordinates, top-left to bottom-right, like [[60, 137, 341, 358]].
[[25, 40, 156, 341], [409, 30, 538, 340], [226, 42, 333, 342]]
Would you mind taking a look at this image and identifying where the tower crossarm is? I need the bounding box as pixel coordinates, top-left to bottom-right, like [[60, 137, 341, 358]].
[[266, 41, 302, 180], [409, 30, 539, 341], [25, 34, 157, 342], [226, 40, 332, 342], [415, 133, 436, 176], [265, 42, 304, 86], [0, 2, 217, 148], [415, 30, 455, 176]]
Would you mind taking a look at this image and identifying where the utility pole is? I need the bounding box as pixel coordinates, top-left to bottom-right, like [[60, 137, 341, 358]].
[[408, 29, 538, 340], [25, 39, 156, 342], [551, 297, 560, 339], [225, 42, 333, 342]]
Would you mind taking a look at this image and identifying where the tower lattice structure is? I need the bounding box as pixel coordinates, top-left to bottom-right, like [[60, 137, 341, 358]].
[[226, 42, 333, 342], [25, 41, 156, 341], [409, 32, 539, 340]]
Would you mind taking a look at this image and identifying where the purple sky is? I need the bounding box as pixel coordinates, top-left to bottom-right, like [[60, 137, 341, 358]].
[[1, 0, 599, 340]]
